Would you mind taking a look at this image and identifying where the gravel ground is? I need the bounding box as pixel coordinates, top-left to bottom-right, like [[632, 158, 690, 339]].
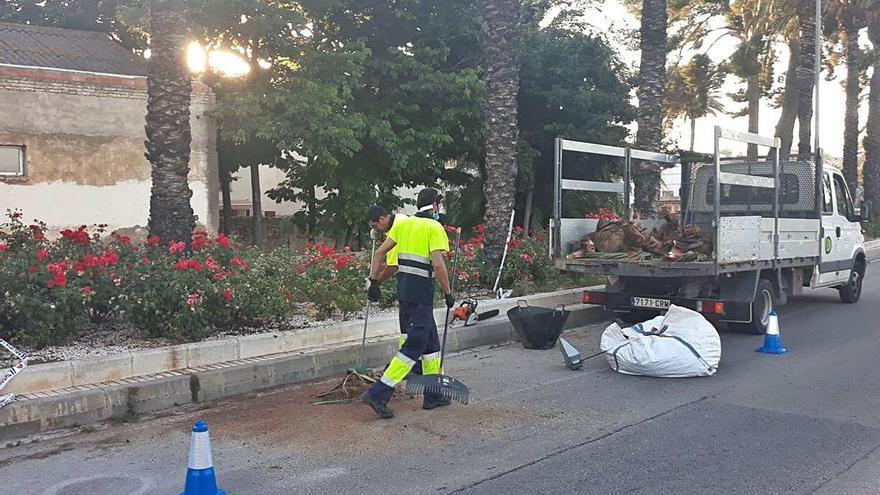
[[0, 303, 401, 367], [0, 286, 529, 367]]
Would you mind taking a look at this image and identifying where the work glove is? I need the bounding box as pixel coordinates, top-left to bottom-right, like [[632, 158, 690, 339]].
[[367, 278, 381, 302], [445, 293, 455, 308]]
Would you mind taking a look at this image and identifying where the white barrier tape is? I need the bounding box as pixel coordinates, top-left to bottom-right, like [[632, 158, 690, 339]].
[[0, 338, 27, 409], [0, 338, 26, 361], [0, 359, 27, 391]]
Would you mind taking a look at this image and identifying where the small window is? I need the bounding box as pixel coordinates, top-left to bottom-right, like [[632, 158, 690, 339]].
[[0, 145, 24, 176], [822, 175, 833, 214], [833, 174, 853, 218]]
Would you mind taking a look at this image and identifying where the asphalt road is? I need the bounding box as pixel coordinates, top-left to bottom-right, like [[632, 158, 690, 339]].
[[2, 265, 880, 495]]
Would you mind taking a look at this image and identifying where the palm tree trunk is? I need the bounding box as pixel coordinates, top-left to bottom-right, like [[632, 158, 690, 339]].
[[689, 117, 696, 152], [307, 183, 318, 243], [481, 0, 522, 264], [250, 164, 265, 248], [771, 38, 800, 160], [634, 0, 667, 217], [796, 0, 817, 160], [747, 73, 760, 159], [145, 0, 195, 245], [864, 23, 880, 209], [220, 169, 232, 235], [523, 184, 534, 234], [843, 11, 861, 189]]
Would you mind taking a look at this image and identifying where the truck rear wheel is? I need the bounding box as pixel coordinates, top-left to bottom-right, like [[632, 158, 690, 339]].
[[730, 279, 774, 335], [839, 258, 865, 304]]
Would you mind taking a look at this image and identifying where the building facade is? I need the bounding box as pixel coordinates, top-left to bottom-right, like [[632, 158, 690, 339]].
[[0, 23, 219, 233]]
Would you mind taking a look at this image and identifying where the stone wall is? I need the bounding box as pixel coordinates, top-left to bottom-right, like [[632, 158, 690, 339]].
[[0, 66, 219, 232]]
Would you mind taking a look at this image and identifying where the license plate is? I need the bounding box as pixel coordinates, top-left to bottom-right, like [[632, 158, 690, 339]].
[[631, 297, 670, 309]]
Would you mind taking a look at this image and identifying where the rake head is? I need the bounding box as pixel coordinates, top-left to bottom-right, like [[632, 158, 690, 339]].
[[405, 374, 469, 405]]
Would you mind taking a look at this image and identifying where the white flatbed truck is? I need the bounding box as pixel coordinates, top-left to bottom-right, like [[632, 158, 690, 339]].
[[551, 127, 872, 333]]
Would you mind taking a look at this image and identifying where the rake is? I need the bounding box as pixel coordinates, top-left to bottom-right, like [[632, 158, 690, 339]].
[[405, 228, 469, 405]]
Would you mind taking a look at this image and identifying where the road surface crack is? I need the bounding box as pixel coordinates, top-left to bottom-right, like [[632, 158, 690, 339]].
[[806, 439, 880, 494], [447, 394, 716, 494]]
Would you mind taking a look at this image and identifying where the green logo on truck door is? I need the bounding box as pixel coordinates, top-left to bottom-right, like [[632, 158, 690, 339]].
[[825, 236, 833, 254]]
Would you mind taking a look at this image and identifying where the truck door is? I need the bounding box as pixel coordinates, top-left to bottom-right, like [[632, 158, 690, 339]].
[[832, 171, 860, 276], [817, 171, 854, 286]]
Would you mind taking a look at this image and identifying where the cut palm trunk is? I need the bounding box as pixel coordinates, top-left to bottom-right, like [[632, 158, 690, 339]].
[[405, 229, 470, 405]]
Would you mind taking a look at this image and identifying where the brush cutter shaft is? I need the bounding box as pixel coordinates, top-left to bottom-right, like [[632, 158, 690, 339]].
[[439, 229, 462, 369]]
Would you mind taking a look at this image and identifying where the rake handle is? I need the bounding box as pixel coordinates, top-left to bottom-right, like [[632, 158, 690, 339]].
[[439, 228, 462, 370], [360, 238, 377, 369]]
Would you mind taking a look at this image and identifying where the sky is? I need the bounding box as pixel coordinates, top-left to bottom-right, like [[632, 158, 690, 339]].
[[545, 0, 868, 162]]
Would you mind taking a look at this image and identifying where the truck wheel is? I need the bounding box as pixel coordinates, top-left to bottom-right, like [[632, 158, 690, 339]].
[[730, 279, 774, 335], [839, 258, 865, 304]]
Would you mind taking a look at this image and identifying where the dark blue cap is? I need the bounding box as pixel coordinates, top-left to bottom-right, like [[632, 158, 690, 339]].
[[192, 420, 208, 432]]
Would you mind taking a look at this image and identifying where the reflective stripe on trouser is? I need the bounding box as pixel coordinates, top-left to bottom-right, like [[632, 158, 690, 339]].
[[421, 351, 441, 375], [368, 302, 440, 404], [398, 331, 423, 375]]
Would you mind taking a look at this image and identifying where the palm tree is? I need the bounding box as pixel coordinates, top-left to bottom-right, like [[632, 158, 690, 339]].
[[666, 54, 726, 151], [771, 36, 800, 159], [841, 2, 866, 188], [864, 10, 880, 208], [481, 0, 521, 264], [634, 0, 668, 216], [796, 0, 818, 160], [145, 0, 195, 245]]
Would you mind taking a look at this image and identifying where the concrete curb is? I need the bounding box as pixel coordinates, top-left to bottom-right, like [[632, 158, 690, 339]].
[[8, 287, 593, 395], [0, 303, 605, 441]]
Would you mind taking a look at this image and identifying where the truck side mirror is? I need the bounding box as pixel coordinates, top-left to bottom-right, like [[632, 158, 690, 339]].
[[861, 200, 873, 223]]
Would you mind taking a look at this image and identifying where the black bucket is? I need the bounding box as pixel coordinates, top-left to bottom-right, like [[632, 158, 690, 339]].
[[507, 301, 570, 350]]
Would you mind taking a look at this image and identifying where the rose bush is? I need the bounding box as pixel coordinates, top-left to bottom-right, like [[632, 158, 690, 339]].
[[0, 209, 571, 349], [0, 211, 373, 347]]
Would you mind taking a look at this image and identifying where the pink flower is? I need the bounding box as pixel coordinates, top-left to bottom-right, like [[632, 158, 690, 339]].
[[230, 257, 249, 270], [216, 233, 231, 248], [37, 248, 48, 260], [0, 243, 8, 252], [147, 236, 161, 247], [174, 260, 202, 272], [82, 286, 93, 295], [223, 289, 233, 303], [186, 293, 205, 307], [169, 241, 186, 254]]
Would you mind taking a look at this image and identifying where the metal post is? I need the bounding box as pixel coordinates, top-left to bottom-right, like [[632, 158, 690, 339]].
[[680, 160, 691, 223], [623, 148, 630, 218], [813, 0, 821, 161], [814, 0, 823, 218], [773, 142, 780, 263], [713, 126, 722, 275], [553, 137, 562, 258]]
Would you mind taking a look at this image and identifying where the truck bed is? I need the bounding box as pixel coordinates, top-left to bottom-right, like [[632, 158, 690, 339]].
[[555, 255, 819, 277]]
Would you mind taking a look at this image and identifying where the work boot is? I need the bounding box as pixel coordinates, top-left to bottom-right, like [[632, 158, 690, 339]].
[[359, 391, 394, 419], [422, 395, 451, 410]]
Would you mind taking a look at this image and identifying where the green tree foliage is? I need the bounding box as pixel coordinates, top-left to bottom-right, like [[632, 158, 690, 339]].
[[666, 54, 725, 151]]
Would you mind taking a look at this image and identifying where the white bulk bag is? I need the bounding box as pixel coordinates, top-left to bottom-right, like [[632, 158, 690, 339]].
[[599, 305, 720, 377]]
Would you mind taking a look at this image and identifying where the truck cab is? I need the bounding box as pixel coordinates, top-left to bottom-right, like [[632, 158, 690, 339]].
[[814, 167, 869, 301]]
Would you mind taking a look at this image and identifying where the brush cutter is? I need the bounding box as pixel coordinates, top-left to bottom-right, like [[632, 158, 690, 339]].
[[405, 228, 470, 405], [451, 299, 500, 327]]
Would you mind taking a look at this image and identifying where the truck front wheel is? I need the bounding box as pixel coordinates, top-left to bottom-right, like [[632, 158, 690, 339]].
[[839, 257, 865, 304], [730, 279, 774, 335]]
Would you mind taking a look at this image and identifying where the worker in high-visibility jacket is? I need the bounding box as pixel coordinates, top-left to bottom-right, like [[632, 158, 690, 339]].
[[361, 188, 453, 418], [365, 205, 420, 374]]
